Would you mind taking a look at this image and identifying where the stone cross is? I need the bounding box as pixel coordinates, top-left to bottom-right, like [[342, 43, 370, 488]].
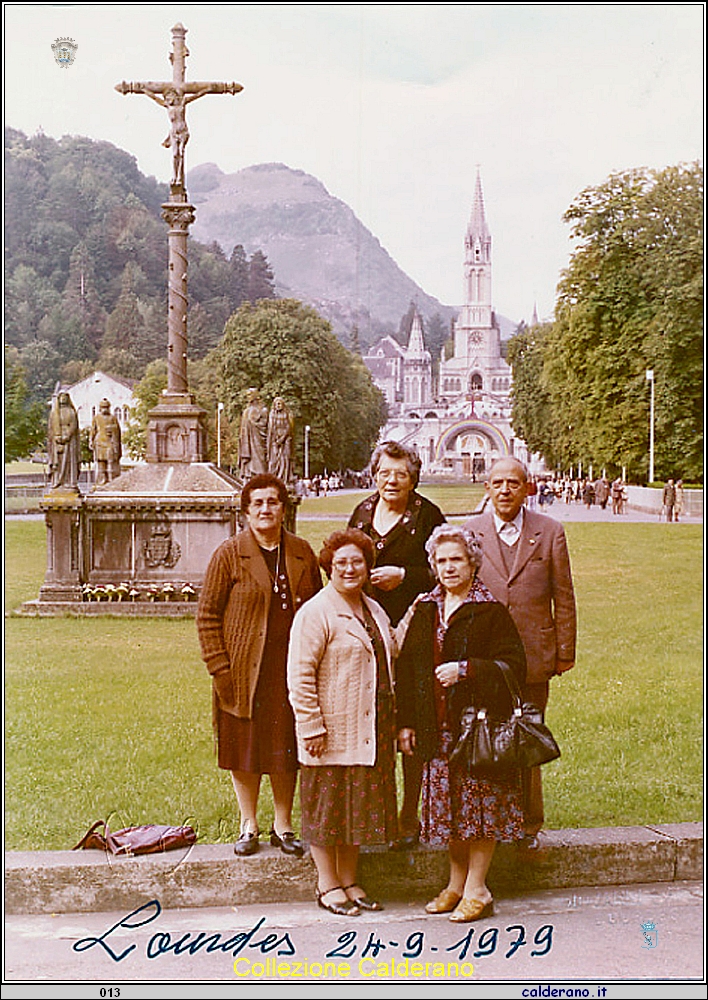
[[116, 22, 242, 398]]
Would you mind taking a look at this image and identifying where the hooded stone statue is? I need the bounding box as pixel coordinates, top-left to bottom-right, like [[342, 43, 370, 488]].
[[267, 397, 294, 484], [48, 392, 80, 490]]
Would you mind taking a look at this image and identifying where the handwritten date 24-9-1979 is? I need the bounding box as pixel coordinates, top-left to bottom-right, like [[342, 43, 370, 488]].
[[73, 899, 554, 969]]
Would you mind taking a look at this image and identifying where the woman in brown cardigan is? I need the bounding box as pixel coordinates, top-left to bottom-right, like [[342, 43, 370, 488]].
[[197, 473, 321, 857], [287, 529, 397, 915]]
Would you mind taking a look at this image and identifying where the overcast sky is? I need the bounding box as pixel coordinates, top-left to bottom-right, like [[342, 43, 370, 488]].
[[4, 3, 704, 323]]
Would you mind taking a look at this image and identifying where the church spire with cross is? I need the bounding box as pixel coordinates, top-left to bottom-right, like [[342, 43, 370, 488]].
[[461, 167, 492, 331], [467, 167, 491, 251]]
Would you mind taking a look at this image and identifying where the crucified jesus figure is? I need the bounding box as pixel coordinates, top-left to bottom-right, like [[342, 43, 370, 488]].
[[115, 22, 242, 192], [132, 83, 215, 189]]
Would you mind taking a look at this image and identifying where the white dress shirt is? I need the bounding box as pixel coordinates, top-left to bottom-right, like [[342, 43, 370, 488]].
[[493, 507, 525, 546]]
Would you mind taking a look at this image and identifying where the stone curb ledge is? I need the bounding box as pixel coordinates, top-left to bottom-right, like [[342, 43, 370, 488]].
[[13, 600, 197, 617], [5, 823, 702, 915]]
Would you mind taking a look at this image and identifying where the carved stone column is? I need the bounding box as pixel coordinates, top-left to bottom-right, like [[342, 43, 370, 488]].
[[145, 197, 207, 463]]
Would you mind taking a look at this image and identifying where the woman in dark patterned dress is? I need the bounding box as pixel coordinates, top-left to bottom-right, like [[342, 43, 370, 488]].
[[396, 525, 527, 922], [287, 529, 397, 916]]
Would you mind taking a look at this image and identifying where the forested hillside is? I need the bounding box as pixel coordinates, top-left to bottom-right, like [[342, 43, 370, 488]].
[[5, 127, 275, 405]]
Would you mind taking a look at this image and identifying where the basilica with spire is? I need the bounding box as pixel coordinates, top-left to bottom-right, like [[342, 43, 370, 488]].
[[363, 171, 529, 477]]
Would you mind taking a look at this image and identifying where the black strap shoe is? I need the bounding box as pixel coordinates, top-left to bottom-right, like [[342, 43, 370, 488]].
[[270, 829, 304, 857], [316, 887, 360, 916], [233, 830, 260, 856], [343, 884, 383, 911]]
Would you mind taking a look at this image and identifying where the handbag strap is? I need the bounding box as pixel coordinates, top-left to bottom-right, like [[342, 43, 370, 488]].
[[72, 819, 108, 851], [493, 659, 524, 712]]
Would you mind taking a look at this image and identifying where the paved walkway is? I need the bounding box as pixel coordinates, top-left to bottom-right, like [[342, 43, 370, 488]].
[[293, 488, 702, 524], [524, 500, 701, 524], [4, 823, 704, 988], [4, 881, 704, 986]]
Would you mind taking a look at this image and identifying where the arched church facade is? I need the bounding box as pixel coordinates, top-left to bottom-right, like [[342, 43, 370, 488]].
[[363, 171, 530, 477]]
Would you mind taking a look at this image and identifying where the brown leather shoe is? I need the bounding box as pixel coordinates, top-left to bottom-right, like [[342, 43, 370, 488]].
[[233, 830, 259, 856]]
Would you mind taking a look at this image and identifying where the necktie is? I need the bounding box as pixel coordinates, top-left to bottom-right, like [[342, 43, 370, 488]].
[[499, 521, 519, 546]]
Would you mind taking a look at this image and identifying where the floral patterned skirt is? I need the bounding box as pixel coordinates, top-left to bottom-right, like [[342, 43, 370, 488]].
[[421, 731, 524, 846], [300, 755, 398, 847]]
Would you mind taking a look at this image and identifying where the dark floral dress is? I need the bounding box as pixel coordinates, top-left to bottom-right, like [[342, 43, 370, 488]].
[[418, 584, 525, 847]]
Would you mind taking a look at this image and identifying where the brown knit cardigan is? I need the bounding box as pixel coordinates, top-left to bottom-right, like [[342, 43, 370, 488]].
[[196, 527, 322, 719]]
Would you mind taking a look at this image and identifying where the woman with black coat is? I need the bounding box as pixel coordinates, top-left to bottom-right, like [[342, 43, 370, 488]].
[[396, 525, 526, 923]]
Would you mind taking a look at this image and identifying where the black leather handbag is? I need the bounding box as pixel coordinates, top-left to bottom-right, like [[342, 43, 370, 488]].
[[449, 660, 560, 777]]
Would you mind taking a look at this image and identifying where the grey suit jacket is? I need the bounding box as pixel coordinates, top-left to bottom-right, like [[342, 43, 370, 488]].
[[465, 509, 576, 685]]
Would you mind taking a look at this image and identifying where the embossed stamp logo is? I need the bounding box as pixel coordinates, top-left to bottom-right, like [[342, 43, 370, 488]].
[[52, 37, 78, 68], [641, 920, 658, 949]]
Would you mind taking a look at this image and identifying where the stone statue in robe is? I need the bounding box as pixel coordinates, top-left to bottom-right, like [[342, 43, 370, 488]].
[[48, 392, 80, 490], [90, 398, 122, 485], [238, 388, 268, 481], [267, 397, 294, 485]]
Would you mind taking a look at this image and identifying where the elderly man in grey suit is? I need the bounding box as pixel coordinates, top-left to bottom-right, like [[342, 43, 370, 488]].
[[466, 457, 576, 848]]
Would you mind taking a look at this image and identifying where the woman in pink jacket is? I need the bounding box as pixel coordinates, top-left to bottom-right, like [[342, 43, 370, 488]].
[[287, 529, 397, 916]]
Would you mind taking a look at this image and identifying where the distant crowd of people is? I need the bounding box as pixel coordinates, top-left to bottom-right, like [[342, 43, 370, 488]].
[[526, 474, 624, 511], [526, 474, 686, 520], [296, 470, 374, 497]]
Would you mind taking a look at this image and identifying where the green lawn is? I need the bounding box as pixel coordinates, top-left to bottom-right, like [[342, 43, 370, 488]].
[[299, 483, 485, 518], [5, 461, 46, 476], [4, 496, 702, 849]]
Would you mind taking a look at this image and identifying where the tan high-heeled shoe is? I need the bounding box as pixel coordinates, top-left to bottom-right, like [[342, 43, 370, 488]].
[[425, 888, 462, 914], [448, 897, 495, 922]]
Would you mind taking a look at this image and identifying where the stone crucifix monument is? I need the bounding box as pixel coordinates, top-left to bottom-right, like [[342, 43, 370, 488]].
[[116, 22, 242, 462], [30, 24, 248, 613]]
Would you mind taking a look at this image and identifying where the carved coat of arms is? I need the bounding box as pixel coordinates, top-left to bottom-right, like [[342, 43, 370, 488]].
[[143, 521, 181, 568], [52, 38, 78, 69]]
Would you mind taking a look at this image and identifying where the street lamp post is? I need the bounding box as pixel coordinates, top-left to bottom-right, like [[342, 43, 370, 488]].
[[217, 401, 224, 467], [646, 369, 655, 483], [304, 425, 311, 482]]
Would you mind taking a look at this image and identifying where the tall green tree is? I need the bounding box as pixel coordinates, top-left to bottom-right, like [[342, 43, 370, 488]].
[[229, 244, 250, 307], [4, 349, 46, 461], [217, 298, 386, 473], [508, 163, 703, 480], [247, 250, 276, 302], [426, 312, 449, 362], [506, 322, 568, 467], [397, 300, 418, 346]]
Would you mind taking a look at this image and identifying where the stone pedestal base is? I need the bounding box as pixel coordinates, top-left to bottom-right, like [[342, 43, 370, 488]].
[[27, 464, 300, 615], [146, 393, 207, 463], [38, 490, 84, 603]]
